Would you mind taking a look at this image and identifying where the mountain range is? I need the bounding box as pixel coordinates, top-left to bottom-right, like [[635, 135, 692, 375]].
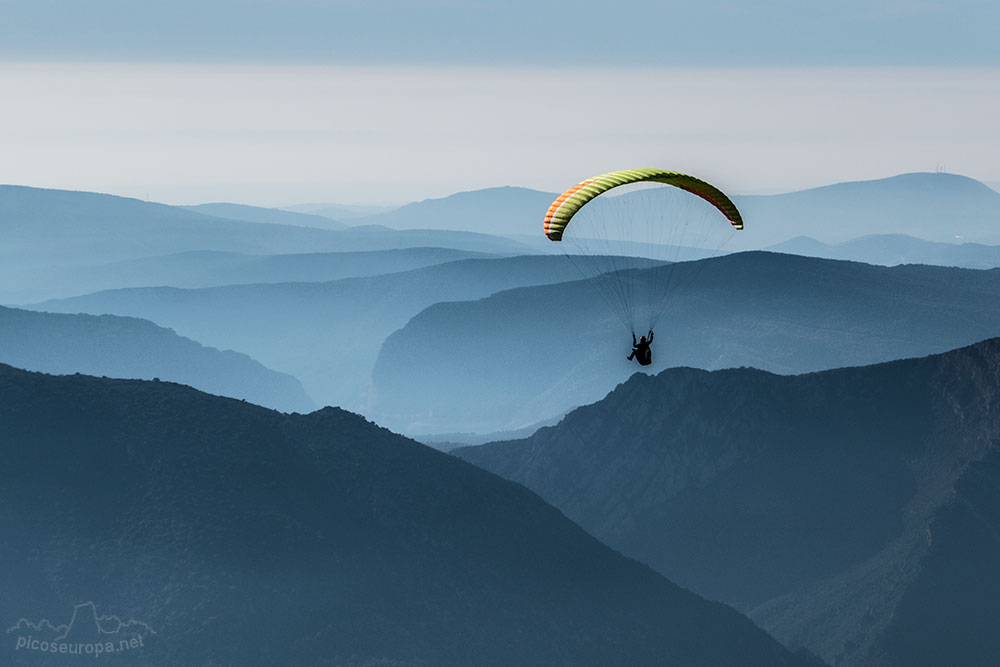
[[182, 202, 348, 230], [5, 172, 1000, 665], [8, 247, 498, 304], [356, 185, 557, 235], [371, 251, 1000, 434], [767, 234, 1000, 269], [31, 255, 661, 411], [281, 201, 398, 220], [335, 172, 1000, 247], [455, 337, 1000, 667], [0, 185, 343, 264], [6, 172, 1000, 304], [0, 305, 312, 413], [733, 172, 1000, 246], [0, 185, 534, 303], [0, 363, 820, 667]]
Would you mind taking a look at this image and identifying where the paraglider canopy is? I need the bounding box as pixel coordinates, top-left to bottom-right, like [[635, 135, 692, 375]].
[[544, 168, 743, 242]]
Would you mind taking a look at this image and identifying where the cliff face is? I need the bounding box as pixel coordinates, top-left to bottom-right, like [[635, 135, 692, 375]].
[[456, 338, 1000, 666], [0, 364, 816, 667]]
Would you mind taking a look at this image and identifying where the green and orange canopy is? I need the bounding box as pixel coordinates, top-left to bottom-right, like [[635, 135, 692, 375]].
[[543, 168, 743, 241]]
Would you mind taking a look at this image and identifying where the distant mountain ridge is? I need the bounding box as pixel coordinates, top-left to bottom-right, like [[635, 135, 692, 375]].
[[7, 247, 499, 304], [356, 185, 557, 236], [282, 201, 398, 219], [4, 172, 998, 301], [371, 251, 1000, 434], [182, 202, 348, 230], [733, 172, 1000, 246], [456, 337, 1000, 666], [0, 305, 313, 412], [0, 185, 535, 303], [768, 234, 1000, 269], [345, 172, 1000, 247], [0, 184, 341, 261], [31, 255, 660, 411], [0, 364, 819, 666], [5, 172, 998, 265]]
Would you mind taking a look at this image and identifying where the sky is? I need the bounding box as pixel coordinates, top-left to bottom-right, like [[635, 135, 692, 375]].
[[2, 0, 998, 205]]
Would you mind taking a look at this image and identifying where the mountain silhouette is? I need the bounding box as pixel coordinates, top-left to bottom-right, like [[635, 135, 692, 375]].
[[345, 173, 1000, 247], [733, 172, 1000, 246], [0, 305, 313, 412], [371, 251, 1000, 434], [0, 185, 343, 263], [455, 338, 1000, 666], [32, 255, 661, 411], [0, 185, 534, 303], [355, 185, 557, 235], [7, 247, 498, 304], [768, 233, 1000, 269], [182, 202, 348, 230], [6, 173, 998, 304], [281, 201, 397, 220], [0, 364, 819, 666]]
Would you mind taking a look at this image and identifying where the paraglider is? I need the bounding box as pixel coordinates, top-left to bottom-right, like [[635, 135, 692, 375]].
[[543, 168, 743, 361], [627, 330, 654, 366]]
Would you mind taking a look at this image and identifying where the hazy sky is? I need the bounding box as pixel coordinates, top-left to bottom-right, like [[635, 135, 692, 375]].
[[4, 0, 998, 67], [2, 1, 998, 205]]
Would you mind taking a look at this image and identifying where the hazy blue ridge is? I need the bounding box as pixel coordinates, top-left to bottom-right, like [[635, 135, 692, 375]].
[[370, 251, 1000, 434], [5, 173, 999, 302], [346, 173, 1000, 248], [0, 184, 346, 261], [182, 202, 348, 230], [455, 337, 1000, 666], [732, 172, 1000, 246], [28, 255, 662, 413], [767, 234, 1000, 269], [0, 185, 535, 303], [0, 305, 314, 413], [354, 185, 558, 236], [281, 202, 399, 220], [7, 247, 501, 304]]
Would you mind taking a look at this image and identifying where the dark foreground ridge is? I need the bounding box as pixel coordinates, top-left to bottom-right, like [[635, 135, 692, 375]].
[[0, 364, 818, 666], [456, 337, 1000, 667]]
